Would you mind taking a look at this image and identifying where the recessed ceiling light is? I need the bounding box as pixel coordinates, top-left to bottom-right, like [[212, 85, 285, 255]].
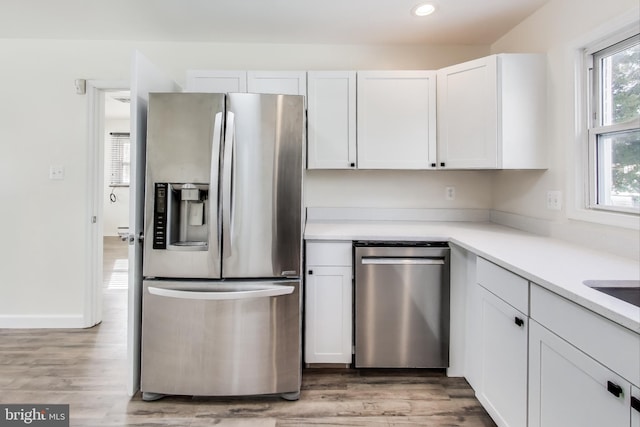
[[412, 3, 436, 17]]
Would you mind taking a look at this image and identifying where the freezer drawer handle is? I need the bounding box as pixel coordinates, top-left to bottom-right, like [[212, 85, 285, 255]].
[[147, 285, 294, 301], [361, 257, 445, 266]]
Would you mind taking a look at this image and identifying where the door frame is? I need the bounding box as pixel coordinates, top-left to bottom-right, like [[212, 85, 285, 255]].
[[85, 80, 129, 327]]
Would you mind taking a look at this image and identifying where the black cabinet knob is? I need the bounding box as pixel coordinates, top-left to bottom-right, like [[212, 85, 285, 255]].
[[440, 162, 446, 167], [350, 163, 355, 167], [308, 270, 313, 275], [514, 317, 524, 327], [431, 163, 436, 167], [607, 381, 623, 398], [631, 396, 640, 412]]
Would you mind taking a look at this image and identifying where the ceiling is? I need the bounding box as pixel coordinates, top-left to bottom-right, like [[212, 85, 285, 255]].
[[105, 91, 130, 120], [1, 0, 549, 45]]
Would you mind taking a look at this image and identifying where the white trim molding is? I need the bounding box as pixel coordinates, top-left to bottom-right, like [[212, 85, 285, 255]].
[[85, 79, 129, 329]]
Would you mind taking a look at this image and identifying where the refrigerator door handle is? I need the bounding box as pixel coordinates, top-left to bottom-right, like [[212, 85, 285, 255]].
[[147, 284, 294, 300], [210, 111, 224, 261], [222, 111, 235, 258]]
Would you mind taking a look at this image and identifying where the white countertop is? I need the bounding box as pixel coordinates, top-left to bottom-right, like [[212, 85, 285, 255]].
[[305, 220, 640, 333]]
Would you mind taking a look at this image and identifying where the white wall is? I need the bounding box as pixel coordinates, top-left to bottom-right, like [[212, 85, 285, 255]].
[[305, 170, 492, 208], [489, 0, 640, 258], [0, 38, 490, 326], [103, 118, 130, 237]]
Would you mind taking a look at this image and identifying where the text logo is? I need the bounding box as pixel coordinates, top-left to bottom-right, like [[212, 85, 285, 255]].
[[0, 405, 68, 427]]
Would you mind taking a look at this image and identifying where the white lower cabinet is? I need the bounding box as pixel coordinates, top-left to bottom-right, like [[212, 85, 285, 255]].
[[471, 258, 529, 427], [477, 286, 528, 427], [632, 386, 640, 427], [529, 320, 631, 427], [304, 241, 353, 364]]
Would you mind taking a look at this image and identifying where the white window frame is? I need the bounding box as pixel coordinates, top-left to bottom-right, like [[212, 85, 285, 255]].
[[586, 33, 640, 215], [569, 16, 640, 230]]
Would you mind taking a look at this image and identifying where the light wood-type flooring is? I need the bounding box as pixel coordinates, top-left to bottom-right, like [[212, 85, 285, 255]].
[[0, 239, 497, 426]]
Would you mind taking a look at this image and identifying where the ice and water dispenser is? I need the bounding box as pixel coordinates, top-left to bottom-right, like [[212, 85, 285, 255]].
[[152, 182, 209, 250]]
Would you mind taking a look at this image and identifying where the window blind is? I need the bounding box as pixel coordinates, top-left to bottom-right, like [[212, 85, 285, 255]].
[[109, 132, 130, 186]]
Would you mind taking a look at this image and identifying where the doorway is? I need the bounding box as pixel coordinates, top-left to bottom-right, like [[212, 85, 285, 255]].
[[86, 81, 130, 327], [103, 91, 131, 291]]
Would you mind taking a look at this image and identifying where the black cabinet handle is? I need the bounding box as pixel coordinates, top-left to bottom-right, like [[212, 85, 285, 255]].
[[514, 317, 524, 327], [631, 396, 640, 412], [350, 163, 355, 167], [308, 270, 313, 275], [607, 381, 623, 398], [431, 163, 437, 167], [440, 162, 446, 167]]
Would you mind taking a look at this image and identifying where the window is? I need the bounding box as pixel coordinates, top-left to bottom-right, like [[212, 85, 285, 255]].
[[587, 33, 640, 214], [109, 132, 130, 186]]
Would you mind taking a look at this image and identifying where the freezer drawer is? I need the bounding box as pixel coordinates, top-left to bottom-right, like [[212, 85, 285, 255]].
[[140, 279, 301, 398], [354, 243, 450, 368]]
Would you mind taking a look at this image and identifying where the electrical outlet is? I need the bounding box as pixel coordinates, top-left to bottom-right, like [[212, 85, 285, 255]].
[[546, 190, 562, 210], [49, 165, 65, 180], [445, 186, 456, 201]]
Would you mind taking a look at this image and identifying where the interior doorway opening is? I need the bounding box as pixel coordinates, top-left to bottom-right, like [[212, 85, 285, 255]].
[[86, 81, 130, 328], [103, 91, 131, 291]]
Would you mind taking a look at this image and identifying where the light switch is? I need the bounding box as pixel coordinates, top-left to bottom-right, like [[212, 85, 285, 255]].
[[49, 165, 65, 180]]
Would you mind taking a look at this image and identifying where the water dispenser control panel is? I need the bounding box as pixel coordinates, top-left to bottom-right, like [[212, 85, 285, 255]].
[[153, 183, 168, 249]]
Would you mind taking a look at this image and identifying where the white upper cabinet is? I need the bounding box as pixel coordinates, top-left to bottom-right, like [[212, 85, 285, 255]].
[[437, 54, 547, 169], [185, 70, 247, 93], [357, 71, 437, 169], [307, 71, 357, 169], [185, 70, 307, 96], [247, 71, 307, 96]]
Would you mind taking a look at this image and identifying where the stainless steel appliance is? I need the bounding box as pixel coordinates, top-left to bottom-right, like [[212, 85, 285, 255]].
[[140, 92, 304, 401], [354, 241, 450, 368]]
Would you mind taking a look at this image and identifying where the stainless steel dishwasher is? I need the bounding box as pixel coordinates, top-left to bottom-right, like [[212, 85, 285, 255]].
[[354, 241, 450, 368]]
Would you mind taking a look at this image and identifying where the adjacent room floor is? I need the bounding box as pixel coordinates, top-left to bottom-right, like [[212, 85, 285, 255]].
[[0, 239, 496, 426]]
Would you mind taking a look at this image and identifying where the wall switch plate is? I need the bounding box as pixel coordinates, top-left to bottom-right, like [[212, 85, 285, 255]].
[[49, 165, 65, 180], [445, 186, 456, 201], [546, 190, 562, 210]]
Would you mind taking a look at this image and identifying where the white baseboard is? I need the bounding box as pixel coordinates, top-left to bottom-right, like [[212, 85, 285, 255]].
[[0, 314, 88, 329]]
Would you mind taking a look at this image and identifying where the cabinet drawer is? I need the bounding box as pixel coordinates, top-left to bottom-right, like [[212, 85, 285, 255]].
[[531, 284, 640, 386], [306, 241, 352, 266], [477, 258, 529, 314]]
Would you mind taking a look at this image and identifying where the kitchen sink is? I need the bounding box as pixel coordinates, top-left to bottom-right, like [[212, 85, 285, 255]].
[[583, 280, 640, 308]]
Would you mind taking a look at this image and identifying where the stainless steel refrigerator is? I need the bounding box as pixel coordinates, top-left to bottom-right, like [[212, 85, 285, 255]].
[[139, 92, 304, 401]]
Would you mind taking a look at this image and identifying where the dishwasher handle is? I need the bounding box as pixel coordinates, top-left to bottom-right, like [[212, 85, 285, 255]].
[[361, 257, 445, 266], [148, 285, 294, 301]]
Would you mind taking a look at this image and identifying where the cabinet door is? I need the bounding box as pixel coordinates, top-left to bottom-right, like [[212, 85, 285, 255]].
[[307, 71, 357, 169], [304, 266, 353, 364], [357, 71, 436, 169], [437, 56, 498, 169], [529, 320, 630, 427], [185, 70, 247, 93], [632, 386, 640, 427], [247, 71, 307, 96], [477, 286, 528, 427]]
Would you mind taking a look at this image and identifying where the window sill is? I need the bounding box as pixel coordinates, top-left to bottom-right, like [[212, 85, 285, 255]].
[[567, 205, 640, 230]]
